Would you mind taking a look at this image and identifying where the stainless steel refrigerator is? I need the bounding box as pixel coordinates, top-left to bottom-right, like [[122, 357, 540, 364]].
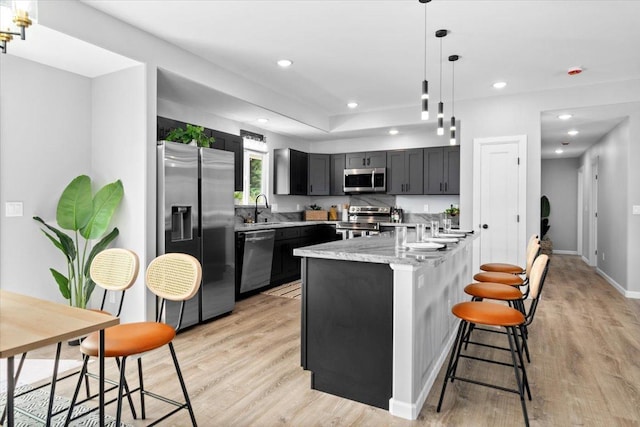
[[157, 140, 235, 328]]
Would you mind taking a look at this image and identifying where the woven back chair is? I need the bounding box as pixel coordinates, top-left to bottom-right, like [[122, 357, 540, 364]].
[[66, 252, 202, 427]]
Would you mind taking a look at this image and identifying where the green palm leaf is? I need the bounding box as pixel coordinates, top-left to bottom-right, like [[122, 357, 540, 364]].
[[80, 180, 124, 240], [56, 175, 93, 231]]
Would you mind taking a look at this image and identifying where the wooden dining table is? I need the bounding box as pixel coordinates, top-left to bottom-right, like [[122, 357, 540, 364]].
[[0, 289, 119, 426]]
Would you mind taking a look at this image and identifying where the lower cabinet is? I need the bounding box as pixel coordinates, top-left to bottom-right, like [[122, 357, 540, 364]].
[[235, 225, 340, 298], [271, 225, 340, 286]]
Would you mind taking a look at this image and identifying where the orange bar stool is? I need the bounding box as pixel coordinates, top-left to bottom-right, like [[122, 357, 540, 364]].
[[437, 301, 531, 427], [473, 239, 541, 297], [480, 234, 538, 273], [463, 255, 550, 363], [65, 253, 202, 427]]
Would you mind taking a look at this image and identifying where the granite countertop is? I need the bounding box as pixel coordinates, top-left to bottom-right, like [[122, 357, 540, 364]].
[[294, 230, 476, 267], [235, 221, 339, 232]]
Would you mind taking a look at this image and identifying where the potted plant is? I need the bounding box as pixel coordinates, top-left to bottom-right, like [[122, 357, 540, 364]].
[[540, 195, 552, 255], [33, 175, 124, 309], [165, 123, 215, 148], [444, 205, 460, 217]]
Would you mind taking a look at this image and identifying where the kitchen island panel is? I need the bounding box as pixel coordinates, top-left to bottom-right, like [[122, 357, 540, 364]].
[[302, 258, 394, 409], [389, 240, 472, 419]]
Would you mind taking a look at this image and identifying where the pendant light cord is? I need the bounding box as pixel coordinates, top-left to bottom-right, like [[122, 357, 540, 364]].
[[424, 4, 427, 79], [451, 60, 455, 116], [439, 38, 443, 102]]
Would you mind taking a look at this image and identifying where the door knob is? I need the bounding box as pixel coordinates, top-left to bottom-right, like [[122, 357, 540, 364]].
[[482, 224, 489, 229]]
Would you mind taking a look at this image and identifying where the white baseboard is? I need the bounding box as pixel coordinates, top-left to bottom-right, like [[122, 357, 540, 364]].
[[596, 268, 640, 299], [553, 250, 578, 255], [581, 255, 591, 265]]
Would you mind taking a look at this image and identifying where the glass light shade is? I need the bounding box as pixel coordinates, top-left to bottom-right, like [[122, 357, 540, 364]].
[[450, 116, 456, 144], [437, 102, 443, 118], [421, 80, 429, 100], [421, 98, 429, 120], [437, 117, 444, 135]]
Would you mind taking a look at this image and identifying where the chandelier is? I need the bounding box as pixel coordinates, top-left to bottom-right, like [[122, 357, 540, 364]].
[[0, 0, 38, 54]]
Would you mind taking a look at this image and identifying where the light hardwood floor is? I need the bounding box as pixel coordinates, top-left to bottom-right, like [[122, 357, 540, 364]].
[[27, 255, 640, 426]]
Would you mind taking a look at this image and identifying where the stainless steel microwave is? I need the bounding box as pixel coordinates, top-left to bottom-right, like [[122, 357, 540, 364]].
[[343, 168, 386, 193]]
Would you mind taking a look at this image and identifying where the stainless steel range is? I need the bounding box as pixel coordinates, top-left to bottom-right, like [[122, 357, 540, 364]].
[[336, 206, 391, 239]]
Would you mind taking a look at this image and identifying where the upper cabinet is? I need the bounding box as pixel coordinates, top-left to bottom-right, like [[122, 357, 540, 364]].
[[345, 151, 386, 168], [330, 154, 346, 195], [274, 148, 308, 195], [386, 149, 424, 195], [308, 153, 331, 196], [423, 146, 460, 195], [157, 116, 244, 191]]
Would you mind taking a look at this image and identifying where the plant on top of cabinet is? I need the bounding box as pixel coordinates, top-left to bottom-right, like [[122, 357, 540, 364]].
[[33, 175, 124, 309], [166, 123, 215, 148]]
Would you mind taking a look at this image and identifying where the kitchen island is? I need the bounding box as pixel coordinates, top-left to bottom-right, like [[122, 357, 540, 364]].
[[294, 231, 475, 420]]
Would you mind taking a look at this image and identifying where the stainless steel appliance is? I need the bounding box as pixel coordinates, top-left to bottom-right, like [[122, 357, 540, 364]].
[[336, 206, 391, 239], [157, 141, 235, 328], [238, 229, 275, 294], [343, 167, 386, 193]]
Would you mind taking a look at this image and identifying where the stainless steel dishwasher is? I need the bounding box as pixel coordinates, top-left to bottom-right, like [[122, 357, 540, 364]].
[[239, 229, 276, 294]]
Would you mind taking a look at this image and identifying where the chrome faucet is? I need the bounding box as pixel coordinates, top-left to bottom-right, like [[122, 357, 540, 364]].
[[254, 194, 269, 223]]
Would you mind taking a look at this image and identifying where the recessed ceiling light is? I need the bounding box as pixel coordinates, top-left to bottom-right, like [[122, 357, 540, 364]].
[[558, 114, 572, 120], [347, 102, 358, 109], [257, 118, 269, 124], [567, 130, 579, 136], [277, 59, 293, 68], [389, 129, 399, 135], [555, 149, 564, 154], [492, 81, 507, 89]]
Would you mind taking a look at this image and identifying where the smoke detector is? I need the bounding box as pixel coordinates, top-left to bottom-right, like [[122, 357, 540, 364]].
[[568, 67, 583, 76]]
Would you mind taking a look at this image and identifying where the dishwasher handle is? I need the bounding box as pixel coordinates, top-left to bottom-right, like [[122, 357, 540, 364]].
[[246, 234, 274, 242], [244, 229, 276, 242]]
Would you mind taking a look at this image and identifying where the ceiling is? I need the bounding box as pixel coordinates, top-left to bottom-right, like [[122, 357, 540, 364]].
[[9, 1, 640, 157]]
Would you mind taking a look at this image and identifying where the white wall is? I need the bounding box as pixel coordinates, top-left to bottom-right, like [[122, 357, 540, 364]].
[[541, 158, 579, 253], [580, 118, 633, 293], [0, 55, 92, 302], [92, 65, 149, 323]]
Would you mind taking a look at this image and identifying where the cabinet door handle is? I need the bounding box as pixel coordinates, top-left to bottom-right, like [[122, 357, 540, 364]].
[[406, 183, 409, 192], [362, 158, 366, 166], [310, 184, 313, 193], [401, 184, 404, 192], [367, 158, 371, 166], [440, 183, 443, 192], [444, 182, 448, 192]]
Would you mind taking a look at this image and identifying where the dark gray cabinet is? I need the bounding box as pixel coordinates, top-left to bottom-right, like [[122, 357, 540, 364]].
[[308, 153, 331, 195], [386, 149, 423, 195], [423, 146, 460, 195], [274, 148, 308, 195], [330, 154, 346, 195], [346, 151, 386, 168]]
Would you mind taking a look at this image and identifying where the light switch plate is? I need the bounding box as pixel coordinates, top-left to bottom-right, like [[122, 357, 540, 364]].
[[5, 201, 23, 217], [633, 205, 640, 215]]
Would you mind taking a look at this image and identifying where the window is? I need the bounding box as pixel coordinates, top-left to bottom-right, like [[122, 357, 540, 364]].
[[235, 138, 269, 205]]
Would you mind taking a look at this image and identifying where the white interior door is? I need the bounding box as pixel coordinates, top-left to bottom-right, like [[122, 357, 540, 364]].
[[589, 158, 599, 266], [473, 136, 527, 268]]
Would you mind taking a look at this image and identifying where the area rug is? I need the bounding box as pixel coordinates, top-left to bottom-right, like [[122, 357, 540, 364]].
[[262, 280, 301, 299], [0, 384, 131, 427]]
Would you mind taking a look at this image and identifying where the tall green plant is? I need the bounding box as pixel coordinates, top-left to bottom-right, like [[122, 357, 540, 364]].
[[34, 175, 124, 308], [541, 195, 551, 239]]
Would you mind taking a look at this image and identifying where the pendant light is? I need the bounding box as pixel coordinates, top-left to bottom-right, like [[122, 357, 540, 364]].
[[436, 29, 447, 136], [448, 55, 459, 145], [419, 0, 432, 120]]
